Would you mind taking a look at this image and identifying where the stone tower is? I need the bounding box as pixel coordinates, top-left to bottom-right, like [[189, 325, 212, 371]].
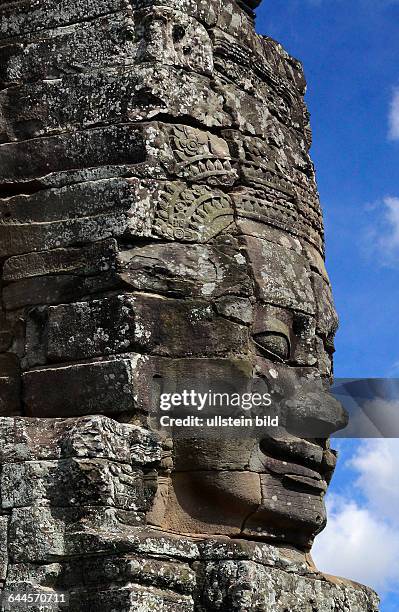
[[0, 0, 379, 610]]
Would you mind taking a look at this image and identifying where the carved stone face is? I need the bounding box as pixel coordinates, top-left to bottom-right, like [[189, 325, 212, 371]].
[[0, 4, 346, 554], [83, 125, 345, 551], [137, 194, 346, 548], [11, 121, 346, 551]]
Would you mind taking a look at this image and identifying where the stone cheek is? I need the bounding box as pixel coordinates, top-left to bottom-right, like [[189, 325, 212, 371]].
[[23, 358, 140, 418], [23, 294, 249, 364]]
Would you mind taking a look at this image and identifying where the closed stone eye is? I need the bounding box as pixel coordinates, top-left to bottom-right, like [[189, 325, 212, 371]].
[[253, 332, 290, 362], [252, 317, 291, 362]]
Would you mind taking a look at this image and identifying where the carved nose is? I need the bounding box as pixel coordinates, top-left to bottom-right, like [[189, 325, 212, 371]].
[[284, 389, 348, 438]]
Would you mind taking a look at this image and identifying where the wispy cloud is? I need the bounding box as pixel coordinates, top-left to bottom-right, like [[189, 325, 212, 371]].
[[382, 196, 399, 250], [350, 439, 399, 525], [313, 440, 399, 595], [314, 494, 399, 592], [362, 196, 399, 266], [388, 87, 399, 140]]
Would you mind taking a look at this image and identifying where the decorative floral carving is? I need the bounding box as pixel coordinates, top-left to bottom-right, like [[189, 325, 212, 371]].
[[169, 126, 237, 186], [153, 182, 234, 242]]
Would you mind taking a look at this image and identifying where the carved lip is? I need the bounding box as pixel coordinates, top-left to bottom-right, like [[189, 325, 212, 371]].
[[259, 435, 329, 483], [259, 454, 328, 493]]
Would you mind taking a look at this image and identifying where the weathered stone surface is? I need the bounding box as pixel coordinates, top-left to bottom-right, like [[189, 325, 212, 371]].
[[0, 120, 237, 188], [146, 181, 235, 242], [244, 234, 316, 314], [1, 458, 149, 511], [0, 353, 21, 416], [3, 272, 121, 310], [23, 358, 138, 417], [117, 237, 251, 298], [7, 554, 196, 594], [0, 0, 253, 42], [156, 470, 262, 536], [0, 415, 161, 465], [0, 66, 231, 143], [0, 0, 130, 39], [0, 517, 8, 585], [2, 534, 379, 611], [26, 294, 248, 363], [0, 9, 213, 89], [8, 506, 144, 562], [0, 178, 236, 257], [0, 179, 131, 256], [2, 239, 121, 309], [237, 218, 304, 252], [233, 186, 324, 253], [3, 239, 118, 282], [215, 295, 253, 324], [0, 0, 378, 608], [224, 126, 319, 212], [0, 125, 148, 186], [201, 560, 379, 611], [311, 272, 339, 338], [0, 307, 12, 352]]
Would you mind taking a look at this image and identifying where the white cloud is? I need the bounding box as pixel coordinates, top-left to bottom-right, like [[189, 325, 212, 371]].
[[313, 440, 399, 595], [313, 494, 399, 591], [388, 87, 399, 140], [350, 439, 399, 525], [382, 196, 399, 251], [363, 196, 399, 266]]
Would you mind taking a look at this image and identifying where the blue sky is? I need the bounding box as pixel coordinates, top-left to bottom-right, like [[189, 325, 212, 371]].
[[255, 2, 399, 610]]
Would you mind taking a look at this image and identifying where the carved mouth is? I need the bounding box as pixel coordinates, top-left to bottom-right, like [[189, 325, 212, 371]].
[[259, 454, 328, 493], [258, 435, 331, 492], [259, 434, 324, 468]]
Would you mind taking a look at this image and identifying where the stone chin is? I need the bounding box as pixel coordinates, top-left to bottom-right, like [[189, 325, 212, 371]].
[[148, 464, 328, 550], [147, 399, 341, 550]]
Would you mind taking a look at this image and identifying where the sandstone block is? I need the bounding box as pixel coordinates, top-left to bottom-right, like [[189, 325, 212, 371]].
[[0, 10, 212, 88], [3, 239, 118, 282], [117, 236, 251, 299], [0, 0, 253, 43], [26, 294, 248, 363], [8, 506, 144, 562], [0, 66, 230, 143], [23, 358, 137, 417], [6, 554, 196, 595], [202, 559, 380, 611], [243, 235, 315, 314], [0, 179, 132, 256], [2, 238, 120, 309], [0, 125, 148, 185], [311, 272, 338, 338], [2, 273, 121, 310], [0, 353, 21, 416], [0, 0, 129, 39], [0, 516, 8, 584], [0, 122, 236, 188], [232, 186, 324, 253], [0, 415, 161, 465], [1, 458, 148, 511], [0, 178, 235, 258]]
